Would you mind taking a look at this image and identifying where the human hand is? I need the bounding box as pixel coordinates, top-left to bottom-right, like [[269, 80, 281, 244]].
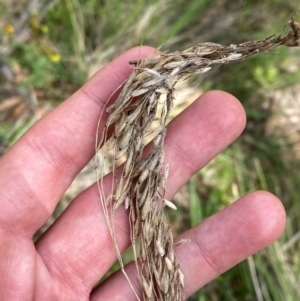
[[0, 47, 286, 300]]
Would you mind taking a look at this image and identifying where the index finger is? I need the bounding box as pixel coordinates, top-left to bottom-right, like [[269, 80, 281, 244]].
[[0, 46, 156, 236]]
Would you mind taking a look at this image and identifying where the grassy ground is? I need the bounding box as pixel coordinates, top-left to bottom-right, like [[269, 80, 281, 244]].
[[1, 0, 300, 300]]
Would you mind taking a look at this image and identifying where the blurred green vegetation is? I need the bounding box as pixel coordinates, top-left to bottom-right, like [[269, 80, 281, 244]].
[[1, 0, 300, 300]]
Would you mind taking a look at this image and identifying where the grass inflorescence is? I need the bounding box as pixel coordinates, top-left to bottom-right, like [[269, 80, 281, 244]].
[[95, 18, 300, 301]]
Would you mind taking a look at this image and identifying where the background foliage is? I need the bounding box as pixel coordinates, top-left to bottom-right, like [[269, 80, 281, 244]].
[[1, 1, 300, 300]]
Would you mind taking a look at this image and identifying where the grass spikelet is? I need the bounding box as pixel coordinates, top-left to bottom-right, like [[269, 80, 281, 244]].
[[95, 17, 300, 301]]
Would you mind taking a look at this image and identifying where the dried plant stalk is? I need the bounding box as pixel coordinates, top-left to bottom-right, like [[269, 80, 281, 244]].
[[95, 18, 300, 301]]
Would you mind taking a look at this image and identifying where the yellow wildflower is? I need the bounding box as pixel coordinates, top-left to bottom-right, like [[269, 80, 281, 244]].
[[48, 53, 61, 63], [5, 25, 15, 35], [40, 25, 49, 33]]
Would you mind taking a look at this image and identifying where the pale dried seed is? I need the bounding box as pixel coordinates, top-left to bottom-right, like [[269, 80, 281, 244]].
[[165, 257, 173, 271], [225, 53, 243, 61], [142, 218, 153, 246], [148, 92, 157, 106], [165, 77, 174, 90], [156, 223, 163, 242], [163, 61, 185, 69], [138, 168, 150, 185], [175, 238, 191, 246], [141, 112, 151, 129], [153, 267, 161, 287], [125, 104, 143, 125], [114, 114, 127, 136], [135, 134, 142, 151], [134, 71, 149, 82], [157, 256, 163, 276], [133, 218, 140, 238], [159, 110, 167, 128], [196, 44, 217, 52], [106, 111, 121, 126], [155, 87, 169, 94], [170, 67, 181, 76], [170, 284, 175, 300], [112, 96, 132, 116], [107, 135, 117, 150], [118, 126, 133, 150], [153, 133, 163, 148], [145, 102, 157, 120], [141, 196, 153, 221], [197, 50, 216, 56], [159, 165, 168, 189], [178, 270, 185, 287], [129, 203, 136, 223], [166, 92, 174, 111], [132, 158, 148, 178], [142, 276, 153, 300], [141, 67, 161, 77], [123, 149, 134, 177], [106, 102, 115, 113], [113, 191, 127, 211], [138, 185, 149, 208], [153, 151, 164, 171], [124, 196, 130, 209], [146, 227, 153, 246], [168, 249, 174, 263], [142, 76, 164, 88], [155, 239, 165, 257], [157, 272, 165, 293], [136, 147, 144, 162], [146, 155, 159, 172], [144, 266, 152, 279], [194, 66, 211, 74], [164, 199, 177, 210], [132, 181, 140, 195], [155, 56, 174, 68], [175, 289, 182, 301], [165, 163, 169, 177], [161, 267, 170, 294], [131, 88, 149, 97], [145, 55, 161, 65], [140, 240, 147, 261], [115, 176, 125, 200], [181, 51, 196, 57]]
